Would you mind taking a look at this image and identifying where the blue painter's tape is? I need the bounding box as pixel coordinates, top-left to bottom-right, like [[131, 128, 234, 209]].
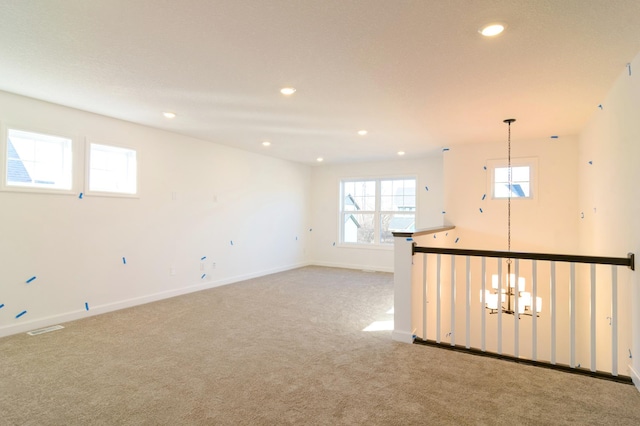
[[479, 208, 483, 213], [425, 186, 429, 191], [455, 237, 460, 243], [296, 236, 298, 240], [0, 304, 4, 309], [442, 211, 446, 214], [333, 242, 336, 246], [550, 135, 559, 139], [442, 148, 450, 152], [85, 302, 89, 311], [122, 257, 127, 264], [433, 234, 436, 239], [629, 349, 633, 359], [230, 240, 234, 246], [309, 228, 313, 232], [445, 233, 448, 237], [598, 104, 603, 110], [483, 166, 487, 170], [588, 161, 593, 165], [481, 194, 486, 200], [16, 310, 27, 319], [201, 256, 207, 261], [26, 276, 36, 284], [78, 192, 83, 199], [201, 273, 206, 279], [406, 238, 413, 242], [627, 63, 632, 76]]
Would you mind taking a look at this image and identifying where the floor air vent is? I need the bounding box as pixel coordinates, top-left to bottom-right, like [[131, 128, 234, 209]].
[[27, 325, 64, 336]]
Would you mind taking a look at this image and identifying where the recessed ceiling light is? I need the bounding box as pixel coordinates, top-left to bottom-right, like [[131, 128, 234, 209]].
[[316, 157, 324, 162], [262, 141, 271, 147], [163, 112, 176, 119], [357, 130, 368, 136], [280, 87, 296, 96], [479, 23, 505, 37], [397, 151, 405, 156]]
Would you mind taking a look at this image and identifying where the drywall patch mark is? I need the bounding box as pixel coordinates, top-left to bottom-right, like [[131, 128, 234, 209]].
[[16, 310, 27, 319], [26, 276, 36, 284]]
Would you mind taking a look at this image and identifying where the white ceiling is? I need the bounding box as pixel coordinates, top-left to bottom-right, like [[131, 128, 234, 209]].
[[1, 0, 640, 165]]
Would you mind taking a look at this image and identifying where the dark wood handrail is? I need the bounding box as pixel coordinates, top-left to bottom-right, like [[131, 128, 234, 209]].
[[412, 245, 635, 270]]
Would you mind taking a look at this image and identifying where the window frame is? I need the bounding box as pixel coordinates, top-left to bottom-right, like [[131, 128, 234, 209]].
[[1, 122, 79, 195], [486, 157, 538, 201], [84, 139, 140, 198], [339, 176, 417, 247]]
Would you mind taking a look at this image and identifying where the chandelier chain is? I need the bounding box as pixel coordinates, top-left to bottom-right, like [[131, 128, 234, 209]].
[[508, 120, 511, 256]]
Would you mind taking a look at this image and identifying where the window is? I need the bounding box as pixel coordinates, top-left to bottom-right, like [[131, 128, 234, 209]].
[[493, 166, 530, 198], [3, 128, 73, 191], [488, 158, 536, 200], [87, 143, 138, 195], [340, 178, 416, 245]]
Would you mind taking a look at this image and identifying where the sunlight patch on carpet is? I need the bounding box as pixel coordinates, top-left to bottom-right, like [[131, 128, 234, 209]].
[[363, 320, 394, 331]]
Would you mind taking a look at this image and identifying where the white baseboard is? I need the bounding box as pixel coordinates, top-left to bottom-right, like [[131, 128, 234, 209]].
[[392, 329, 415, 344], [311, 260, 394, 273], [0, 261, 308, 339], [630, 364, 640, 393]]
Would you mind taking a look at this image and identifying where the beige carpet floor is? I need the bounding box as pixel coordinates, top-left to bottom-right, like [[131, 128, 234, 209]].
[[1, 266, 639, 425]]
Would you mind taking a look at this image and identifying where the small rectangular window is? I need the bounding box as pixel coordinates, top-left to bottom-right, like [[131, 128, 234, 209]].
[[494, 166, 530, 198], [88, 143, 138, 195], [488, 158, 536, 200], [4, 128, 73, 191]]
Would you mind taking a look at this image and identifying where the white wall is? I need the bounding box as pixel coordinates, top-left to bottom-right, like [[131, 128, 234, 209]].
[[578, 51, 640, 386], [443, 136, 580, 254], [0, 90, 311, 337], [309, 156, 444, 272]]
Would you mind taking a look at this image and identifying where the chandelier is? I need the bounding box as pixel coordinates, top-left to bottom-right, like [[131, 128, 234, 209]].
[[481, 119, 542, 317]]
